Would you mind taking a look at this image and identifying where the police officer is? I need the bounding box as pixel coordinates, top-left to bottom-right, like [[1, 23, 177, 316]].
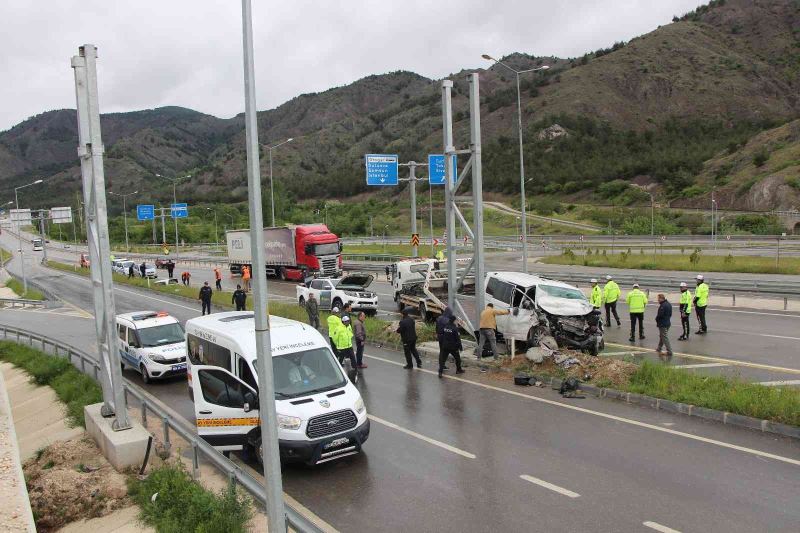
[[678, 282, 692, 341], [334, 315, 358, 370], [198, 281, 213, 316], [603, 275, 621, 327], [589, 279, 602, 309], [327, 307, 343, 360], [305, 293, 320, 330], [626, 283, 648, 342], [694, 274, 709, 334], [396, 308, 422, 369], [438, 312, 464, 378], [232, 284, 247, 311]]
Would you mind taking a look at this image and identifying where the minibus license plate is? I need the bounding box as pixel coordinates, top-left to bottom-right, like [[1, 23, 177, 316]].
[[324, 437, 350, 450]]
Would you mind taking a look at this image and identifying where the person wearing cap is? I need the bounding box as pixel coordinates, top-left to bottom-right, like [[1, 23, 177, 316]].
[[305, 292, 320, 330], [603, 275, 621, 327], [334, 314, 358, 369], [327, 307, 343, 359], [694, 275, 709, 334], [198, 281, 213, 316], [678, 282, 693, 341], [626, 283, 648, 342], [589, 279, 603, 309], [655, 293, 673, 357], [396, 308, 422, 369]]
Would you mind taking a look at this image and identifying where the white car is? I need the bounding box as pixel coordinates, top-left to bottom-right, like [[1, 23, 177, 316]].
[[296, 274, 378, 315], [136, 263, 157, 279], [116, 311, 188, 383], [111, 258, 131, 274], [185, 311, 370, 465]]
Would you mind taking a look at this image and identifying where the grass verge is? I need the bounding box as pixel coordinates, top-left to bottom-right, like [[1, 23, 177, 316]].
[[542, 250, 800, 275], [45, 260, 436, 345], [627, 361, 800, 426], [0, 341, 102, 427], [127, 462, 252, 533], [5, 277, 45, 300]]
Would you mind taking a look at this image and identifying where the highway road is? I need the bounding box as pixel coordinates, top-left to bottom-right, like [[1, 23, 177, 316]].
[[2, 233, 800, 531]]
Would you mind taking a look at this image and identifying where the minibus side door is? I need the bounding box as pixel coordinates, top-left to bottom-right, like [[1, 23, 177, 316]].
[[190, 364, 259, 451]]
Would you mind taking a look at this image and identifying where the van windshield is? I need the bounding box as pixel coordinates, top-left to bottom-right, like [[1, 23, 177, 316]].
[[266, 347, 346, 398], [138, 323, 185, 347], [538, 284, 586, 301]]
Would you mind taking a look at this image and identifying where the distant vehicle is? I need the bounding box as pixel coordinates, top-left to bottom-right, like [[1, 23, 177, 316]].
[[138, 263, 157, 279], [116, 311, 187, 384], [154, 278, 179, 286], [226, 224, 342, 282], [114, 260, 136, 275], [391, 258, 475, 323], [484, 271, 604, 355], [296, 274, 378, 315], [154, 257, 170, 269], [80, 253, 90, 268], [31, 238, 43, 251], [185, 311, 369, 465], [111, 258, 129, 273]]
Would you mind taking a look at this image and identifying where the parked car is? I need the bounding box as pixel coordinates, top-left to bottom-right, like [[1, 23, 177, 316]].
[[296, 274, 378, 314], [155, 257, 170, 269], [138, 263, 157, 279], [117, 311, 187, 384], [80, 253, 90, 268]]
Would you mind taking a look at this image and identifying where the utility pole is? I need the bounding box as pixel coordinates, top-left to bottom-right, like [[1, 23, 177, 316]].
[[241, 1, 286, 531], [109, 190, 137, 252], [399, 161, 429, 258], [72, 44, 130, 430], [442, 80, 457, 309], [38, 211, 48, 265], [428, 179, 434, 256]]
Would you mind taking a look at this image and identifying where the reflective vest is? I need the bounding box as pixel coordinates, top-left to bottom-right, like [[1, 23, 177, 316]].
[[626, 289, 648, 313], [435, 250, 445, 261], [695, 282, 709, 307], [603, 281, 620, 303], [590, 285, 602, 308], [327, 314, 342, 339], [679, 289, 693, 315], [334, 323, 353, 350]]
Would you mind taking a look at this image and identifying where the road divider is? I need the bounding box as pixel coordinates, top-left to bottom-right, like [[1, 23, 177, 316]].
[[519, 474, 580, 498], [643, 521, 682, 533], [368, 414, 476, 459]]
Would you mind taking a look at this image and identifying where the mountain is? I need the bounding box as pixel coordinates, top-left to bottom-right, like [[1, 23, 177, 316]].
[[2, 0, 800, 212]]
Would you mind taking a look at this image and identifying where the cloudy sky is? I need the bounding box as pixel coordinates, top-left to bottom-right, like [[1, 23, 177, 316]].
[[0, 0, 702, 131]]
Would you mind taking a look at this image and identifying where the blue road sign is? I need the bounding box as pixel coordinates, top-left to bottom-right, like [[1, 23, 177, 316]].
[[171, 203, 189, 218], [428, 154, 457, 185], [136, 204, 155, 221], [365, 154, 399, 186]]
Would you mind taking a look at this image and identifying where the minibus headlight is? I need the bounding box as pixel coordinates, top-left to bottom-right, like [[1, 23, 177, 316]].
[[277, 414, 302, 430], [354, 398, 365, 414]]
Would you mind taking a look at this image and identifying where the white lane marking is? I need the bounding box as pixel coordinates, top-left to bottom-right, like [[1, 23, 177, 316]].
[[643, 521, 682, 533], [671, 363, 729, 369], [367, 414, 476, 459], [758, 380, 800, 387], [519, 475, 580, 498], [363, 353, 800, 467], [606, 343, 800, 376], [712, 328, 800, 341]]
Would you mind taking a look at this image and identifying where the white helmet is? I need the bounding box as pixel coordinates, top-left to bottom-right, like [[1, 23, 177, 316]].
[[680, 282, 687, 288], [696, 274, 704, 281], [332, 306, 340, 313], [606, 275, 612, 280], [590, 278, 598, 283], [633, 283, 640, 288]]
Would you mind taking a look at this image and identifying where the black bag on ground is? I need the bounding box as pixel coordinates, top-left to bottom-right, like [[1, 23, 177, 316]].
[[514, 374, 532, 386]]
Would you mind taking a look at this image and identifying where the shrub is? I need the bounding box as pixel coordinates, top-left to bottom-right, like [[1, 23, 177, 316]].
[[753, 148, 769, 167]]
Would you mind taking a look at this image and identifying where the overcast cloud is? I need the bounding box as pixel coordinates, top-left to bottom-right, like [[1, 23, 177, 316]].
[[0, 0, 702, 131]]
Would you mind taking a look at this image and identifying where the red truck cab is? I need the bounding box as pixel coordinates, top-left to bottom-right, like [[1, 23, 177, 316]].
[[292, 224, 342, 280]]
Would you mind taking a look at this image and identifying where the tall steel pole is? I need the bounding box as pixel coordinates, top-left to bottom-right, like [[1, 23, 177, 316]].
[[172, 182, 179, 257], [409, 163, 418, 257], [442, 80, 457, 309], [72, 44, 130, 430], [514, 72, 529, 273], [428, 179, 434, 256], [14, 179, 42, 292], [269, 149, 274, 226], [241, 1, 286, 531], [39, 211, 48, 265]]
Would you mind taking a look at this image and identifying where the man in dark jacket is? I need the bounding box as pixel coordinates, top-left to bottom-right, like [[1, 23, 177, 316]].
[[438, 312, 464, 378], [396, 308, 422, 369], [139, 262, 146, 278], [166, 260, 175, 279], [128, 264, 135, 278], [305, 293, 320, 329], [655, 293, 673, 357], [232, 284, 247, 311], [199, 282, 213, 316]]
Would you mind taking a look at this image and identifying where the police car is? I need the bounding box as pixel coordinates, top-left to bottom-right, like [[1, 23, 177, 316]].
[[116, 311, 188, 384]]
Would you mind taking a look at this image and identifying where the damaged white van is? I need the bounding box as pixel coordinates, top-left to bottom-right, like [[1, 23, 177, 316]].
[[484, 272, 604, 355], [185, 312, 369, 465]]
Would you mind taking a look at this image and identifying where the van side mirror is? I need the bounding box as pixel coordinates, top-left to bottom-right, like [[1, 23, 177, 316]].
[[243, 391, 259, 412]]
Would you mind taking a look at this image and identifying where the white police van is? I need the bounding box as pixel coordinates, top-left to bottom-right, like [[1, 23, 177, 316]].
[[116, 311, 187, 384], [185, 311, 369, 465]]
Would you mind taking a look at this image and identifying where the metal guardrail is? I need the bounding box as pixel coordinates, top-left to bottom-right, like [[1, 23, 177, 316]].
[[0, 324, 323, 533], [0, 297, 46, 309]]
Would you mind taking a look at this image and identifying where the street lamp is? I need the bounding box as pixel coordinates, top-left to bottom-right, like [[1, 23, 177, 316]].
[[155, 173, 191, 258], [206, 207, 219, 244], [14, 178, 43, 293], [264, 138, 293, 227], [483, 54, 549, 273], [108, 190, 138, 252]]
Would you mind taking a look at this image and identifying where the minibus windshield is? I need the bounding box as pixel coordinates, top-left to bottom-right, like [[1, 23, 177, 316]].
[[268, 347, 347, 398]]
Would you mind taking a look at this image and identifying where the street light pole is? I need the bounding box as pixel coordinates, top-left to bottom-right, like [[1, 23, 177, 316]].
[[207, 208, 219, 244], [265, 138, 293, 227], [109, 190, 138, 252], [482, 55, 549, 274], [14, 179, 43, 293], [156, 173, 190, 259]]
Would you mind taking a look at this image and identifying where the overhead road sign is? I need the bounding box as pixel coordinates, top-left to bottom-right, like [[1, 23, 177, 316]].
[[137, 204, 155, 221], [10, 209, 32, 226], [50, 206, 73, 224], [365, 154, 398, 185], [428, 154, 457, 185], [171, 203, 189, 218]]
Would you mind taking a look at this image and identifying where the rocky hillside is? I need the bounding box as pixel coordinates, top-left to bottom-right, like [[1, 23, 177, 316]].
[[2, 0, 800, 211]]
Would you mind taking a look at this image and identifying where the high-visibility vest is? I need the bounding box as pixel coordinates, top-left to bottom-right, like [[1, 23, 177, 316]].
[[603, 281, 620, 303], [695, 282, 709, 307], [626, 289, 648, 313], [680, 289, 693, 315], [327, 314, 342, 339], [590, 285, 602, 307], [334, 323, 353, 350]]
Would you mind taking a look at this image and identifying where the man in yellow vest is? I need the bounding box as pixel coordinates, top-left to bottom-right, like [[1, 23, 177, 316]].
[[327, 306, 343, 360], [626, 283, 648, 342], [603, 275, 621, 327], [334, 314, 358, 370], [589, 279, 603, 309], [678, 282, 693, 341], [694, 274, 710, 334]]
